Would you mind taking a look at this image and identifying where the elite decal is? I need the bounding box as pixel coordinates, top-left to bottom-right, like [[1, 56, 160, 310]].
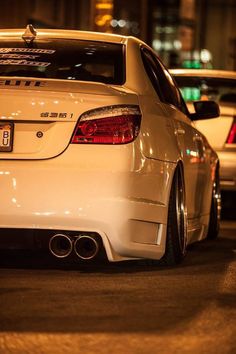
[[0, 79, 45, 87]]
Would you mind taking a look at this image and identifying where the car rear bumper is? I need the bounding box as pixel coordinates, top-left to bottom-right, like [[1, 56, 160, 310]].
[[0, 144, 175, 261], [217, 150, 236, 191]]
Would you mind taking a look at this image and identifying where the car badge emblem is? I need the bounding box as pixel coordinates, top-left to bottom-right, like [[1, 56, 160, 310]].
[[22, 24, 37, 44]]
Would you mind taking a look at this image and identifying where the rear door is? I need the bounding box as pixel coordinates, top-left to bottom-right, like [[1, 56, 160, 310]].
[[140, 47, 208, 219]]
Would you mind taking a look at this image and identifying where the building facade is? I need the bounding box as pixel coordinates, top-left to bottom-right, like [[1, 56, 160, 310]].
[[0, 0, 235, 70]]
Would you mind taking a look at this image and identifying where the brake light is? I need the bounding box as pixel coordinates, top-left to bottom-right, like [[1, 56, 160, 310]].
[[226, 118, 236, 144], [71, 105, 141, 144]]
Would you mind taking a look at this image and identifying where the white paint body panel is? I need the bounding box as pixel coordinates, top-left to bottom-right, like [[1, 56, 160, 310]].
[[0, 30, 218, 261], [1, 144, 174, 261]]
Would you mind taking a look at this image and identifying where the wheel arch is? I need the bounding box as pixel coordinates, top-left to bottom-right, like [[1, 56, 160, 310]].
[[160, 158, 188, 265], [169, 159, 185, 195]]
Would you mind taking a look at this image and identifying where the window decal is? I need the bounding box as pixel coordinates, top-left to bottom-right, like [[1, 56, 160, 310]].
[[0, 48, 55, 67], [0, 59, 50, 67], [0, 48, 55, 54]]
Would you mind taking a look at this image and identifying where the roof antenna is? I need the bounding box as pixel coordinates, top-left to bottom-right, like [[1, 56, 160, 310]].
[[22, 24, 37, 44]]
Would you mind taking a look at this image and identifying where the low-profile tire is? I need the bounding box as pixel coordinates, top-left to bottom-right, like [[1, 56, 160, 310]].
[[160, 167, 187, 266], [207, 165, 221, 240]]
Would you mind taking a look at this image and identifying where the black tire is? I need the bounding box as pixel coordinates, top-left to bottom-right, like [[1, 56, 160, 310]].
[[207, 166, 221, 239], [160, 167, 187, 266]]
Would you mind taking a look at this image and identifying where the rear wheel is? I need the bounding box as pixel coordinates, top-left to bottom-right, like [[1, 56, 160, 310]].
[[207, 166, 221, 239], [161, 167, 187, 266]]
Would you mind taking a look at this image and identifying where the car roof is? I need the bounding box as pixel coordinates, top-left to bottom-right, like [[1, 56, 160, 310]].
[[170, 69, 236, 79], [0, 28, 141, 45]]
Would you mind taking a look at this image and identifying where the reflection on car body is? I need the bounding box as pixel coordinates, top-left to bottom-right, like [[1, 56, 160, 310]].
[[0, 26, 221, 266]]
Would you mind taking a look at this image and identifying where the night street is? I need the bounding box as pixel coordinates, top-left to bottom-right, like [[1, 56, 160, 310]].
[[0, 1, 235, 353], [0, 221, 235, 354]]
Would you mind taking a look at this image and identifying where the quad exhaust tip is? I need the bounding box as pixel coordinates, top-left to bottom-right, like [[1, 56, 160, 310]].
[[74, 235, 99, 260], [49, 233, 73, 258], [49, 233, 99, 260]]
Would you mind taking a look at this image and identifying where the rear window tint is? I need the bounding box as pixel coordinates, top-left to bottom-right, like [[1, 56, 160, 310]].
[[0, 39, 125, 84]]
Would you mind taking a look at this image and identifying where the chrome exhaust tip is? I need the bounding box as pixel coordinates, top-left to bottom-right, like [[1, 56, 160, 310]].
[[74, 235, 99, 260], [49, 234, 73, 258]]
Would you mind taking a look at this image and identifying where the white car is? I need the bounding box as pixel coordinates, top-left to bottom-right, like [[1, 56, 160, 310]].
[[171, 69, 236, 192], [0, 26, 220, 266]]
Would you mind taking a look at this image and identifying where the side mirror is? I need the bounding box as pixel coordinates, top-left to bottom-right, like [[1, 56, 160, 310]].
[[191, 100, 220, 121]]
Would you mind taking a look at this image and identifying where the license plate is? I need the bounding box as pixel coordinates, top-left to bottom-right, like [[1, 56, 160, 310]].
[[0, 122, 14, 152]]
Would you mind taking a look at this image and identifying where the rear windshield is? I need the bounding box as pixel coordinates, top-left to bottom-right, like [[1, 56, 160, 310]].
[[174, 76, 236, 104], [0, 39, 125, 84]]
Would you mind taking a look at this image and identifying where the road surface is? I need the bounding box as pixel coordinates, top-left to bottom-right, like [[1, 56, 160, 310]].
[[0, 221, 235, 354]]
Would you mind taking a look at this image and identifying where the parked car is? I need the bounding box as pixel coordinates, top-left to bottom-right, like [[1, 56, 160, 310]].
[[171, 69, 236, 193], [0, 26, 220, 266]]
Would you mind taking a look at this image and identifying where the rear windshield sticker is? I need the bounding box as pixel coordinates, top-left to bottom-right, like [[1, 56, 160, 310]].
[[0, 48, 54, 67], [0, 48, 55, 54], [0, 54, 40, 59], [0, 59, 50, 67]]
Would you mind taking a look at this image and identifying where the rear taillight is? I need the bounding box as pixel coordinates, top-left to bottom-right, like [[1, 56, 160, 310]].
[[226, 118, 236, 144], [71, 105, 141, 144]]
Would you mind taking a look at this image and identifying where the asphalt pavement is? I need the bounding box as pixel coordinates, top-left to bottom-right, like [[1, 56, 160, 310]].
[[0, 221, 235, 354]]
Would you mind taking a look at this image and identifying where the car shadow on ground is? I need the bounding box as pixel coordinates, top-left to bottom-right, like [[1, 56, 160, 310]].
[[0, 223, 235, 334]]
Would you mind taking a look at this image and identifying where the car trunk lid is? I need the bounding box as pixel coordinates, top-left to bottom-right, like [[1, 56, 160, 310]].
[[0, 78, 138, 159]]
